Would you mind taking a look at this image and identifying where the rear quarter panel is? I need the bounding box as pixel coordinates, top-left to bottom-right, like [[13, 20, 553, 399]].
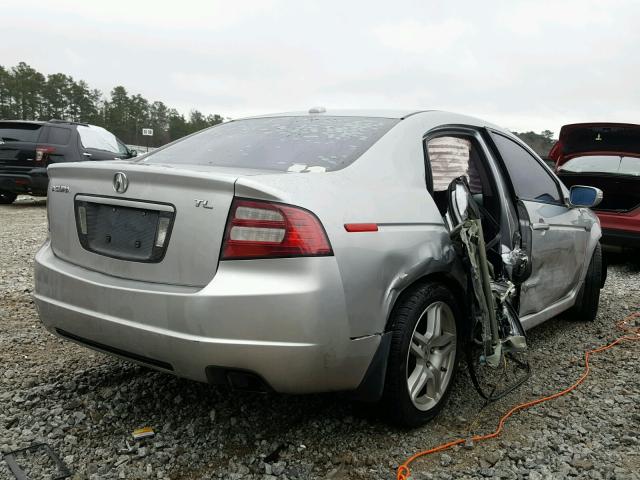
[[234, 112, 472, 338]]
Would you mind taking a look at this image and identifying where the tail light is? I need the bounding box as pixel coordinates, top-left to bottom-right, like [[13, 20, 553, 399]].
[[221, 198, 333, 260], [35, 146, 55, 164], [548, 141, 562, 170]]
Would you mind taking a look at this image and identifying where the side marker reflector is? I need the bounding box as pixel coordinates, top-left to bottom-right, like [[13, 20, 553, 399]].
[[344, 223, 378, 232]]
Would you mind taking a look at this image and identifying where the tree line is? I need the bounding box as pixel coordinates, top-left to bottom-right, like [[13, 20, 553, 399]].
[[0, 62, 224, 147], [513, 130, 556, 158], [1, 62, 557, 155]]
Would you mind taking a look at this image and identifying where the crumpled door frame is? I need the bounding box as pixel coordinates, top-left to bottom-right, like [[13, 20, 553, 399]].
[[447, 177, 529, 398]]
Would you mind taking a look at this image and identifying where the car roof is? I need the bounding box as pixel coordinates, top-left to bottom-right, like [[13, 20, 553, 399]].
[[47, 119, 89, 127], [235, 109, 426, 120], [232, 109, 507, 132], [0, 119, 46, 125], [0, 119, 95, 128]]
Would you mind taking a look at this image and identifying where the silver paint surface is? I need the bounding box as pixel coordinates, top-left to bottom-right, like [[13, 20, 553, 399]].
[[35, 110, 600, 393]]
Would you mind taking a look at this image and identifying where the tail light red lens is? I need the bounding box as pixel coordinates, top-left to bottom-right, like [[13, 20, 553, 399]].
[[548, 141, 564, 171], [35, 146, 55, 164], [221, 198, 333, 260]]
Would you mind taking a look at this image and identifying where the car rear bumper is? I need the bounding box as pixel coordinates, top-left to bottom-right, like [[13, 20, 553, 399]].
[[33, 242, 379, 394], [597, 208, 640, 249], [600, 228, 640, 249], [0, 168, 48, 195]]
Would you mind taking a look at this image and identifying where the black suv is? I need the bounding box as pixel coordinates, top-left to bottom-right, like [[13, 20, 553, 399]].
[[0, 119, 136, 204]]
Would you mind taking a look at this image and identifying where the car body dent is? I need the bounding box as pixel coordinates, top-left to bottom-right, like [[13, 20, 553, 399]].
[[233, 112, 489, 339]]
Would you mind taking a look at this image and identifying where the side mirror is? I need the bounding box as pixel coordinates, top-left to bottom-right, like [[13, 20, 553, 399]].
[[569, 185, 603, 208], [453, 182, 470, 221], [446, 177, 477, 229], [129, 149, 138, 158]]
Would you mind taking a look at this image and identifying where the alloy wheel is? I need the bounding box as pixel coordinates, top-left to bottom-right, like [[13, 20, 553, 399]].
[[406, 301, 457, 411]]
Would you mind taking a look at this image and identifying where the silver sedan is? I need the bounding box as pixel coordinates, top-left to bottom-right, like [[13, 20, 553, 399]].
[[34, 110, 603, 426]]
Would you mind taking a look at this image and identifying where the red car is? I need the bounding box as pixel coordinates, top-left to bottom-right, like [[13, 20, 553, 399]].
[[551, 122, 640, 250]]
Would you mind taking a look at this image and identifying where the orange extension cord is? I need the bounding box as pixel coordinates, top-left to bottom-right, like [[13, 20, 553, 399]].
[[397, 312, 640, 480]]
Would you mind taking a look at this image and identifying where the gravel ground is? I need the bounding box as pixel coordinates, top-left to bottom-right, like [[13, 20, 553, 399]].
[[1, 196, 639, 480]]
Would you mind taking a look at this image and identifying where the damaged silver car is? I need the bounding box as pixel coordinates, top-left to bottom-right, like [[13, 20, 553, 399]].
[[34, 110, 604, 426]]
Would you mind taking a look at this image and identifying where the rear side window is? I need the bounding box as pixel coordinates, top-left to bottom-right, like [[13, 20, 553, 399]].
[[143, 116, 399, 172], [46, 126, 71, 145], [0, 123, 42, 143], [490, 132, 562, 204]]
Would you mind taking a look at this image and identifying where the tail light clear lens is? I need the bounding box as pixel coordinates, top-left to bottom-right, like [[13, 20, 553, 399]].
[[221, 198, 333, 260], [155, 217, 171, 247], [78, 206, 88, 235]]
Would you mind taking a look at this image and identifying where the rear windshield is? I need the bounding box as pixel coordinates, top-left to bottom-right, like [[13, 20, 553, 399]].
[[0, 123, 42, 143], [142, 116, 399, 172], [78, 125, 128, 155], [559, 155, 640, 176]]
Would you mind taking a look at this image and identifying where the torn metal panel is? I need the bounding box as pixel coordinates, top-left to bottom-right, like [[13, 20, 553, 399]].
[[447, 177, 528, 389]]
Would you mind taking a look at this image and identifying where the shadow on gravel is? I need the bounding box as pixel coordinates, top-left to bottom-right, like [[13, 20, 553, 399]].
[[605, 250, 640, 272], [47, 349, 486, 448], [65, 359, 388, 429]]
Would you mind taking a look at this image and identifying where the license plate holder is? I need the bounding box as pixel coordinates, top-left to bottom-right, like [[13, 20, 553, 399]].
[[75, 199, 174, 262]]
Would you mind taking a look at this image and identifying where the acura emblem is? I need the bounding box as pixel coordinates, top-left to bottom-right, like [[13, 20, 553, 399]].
[[113, 172, 129, 193]]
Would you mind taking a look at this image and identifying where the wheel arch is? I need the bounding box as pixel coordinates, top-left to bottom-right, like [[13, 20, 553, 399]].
[[384, 271, 470, 335], [353, 270, 469, 403]]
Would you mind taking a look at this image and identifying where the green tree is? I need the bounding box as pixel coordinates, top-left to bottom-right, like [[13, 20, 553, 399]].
[[188, 109, 209, 132], [42, 73, 73, 120], [1, 62, 225, 146], [68, 80, 100, 123], [513, 130, 557, 158], [149, 101, 170, 146], [11, 62, 45, 120], [0, 66, 15, 118], [127, 94, 150, 145], [168, 109, 189, 141], [104, 86, 130, 141]]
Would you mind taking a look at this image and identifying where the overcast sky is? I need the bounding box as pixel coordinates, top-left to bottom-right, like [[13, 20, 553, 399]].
[[3, 0, 639, 134]]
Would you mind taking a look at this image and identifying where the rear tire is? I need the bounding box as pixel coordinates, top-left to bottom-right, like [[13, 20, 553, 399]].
[[570, 243, 602, 322], [382, 282, 462, 427], [0, 191, 18, 204]]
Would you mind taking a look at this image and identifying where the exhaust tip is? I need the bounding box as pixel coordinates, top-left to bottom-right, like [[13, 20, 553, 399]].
[[206, 366, 271, 393]]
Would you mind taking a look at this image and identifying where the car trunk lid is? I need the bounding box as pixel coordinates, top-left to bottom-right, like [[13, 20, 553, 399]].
[[47, 161, 245, 287], [550, 123, 640, 165]]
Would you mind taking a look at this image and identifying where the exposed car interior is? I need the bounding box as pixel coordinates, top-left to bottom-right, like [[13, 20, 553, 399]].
[[427, 135, 503, 268], [427, 136, 533, 401]]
